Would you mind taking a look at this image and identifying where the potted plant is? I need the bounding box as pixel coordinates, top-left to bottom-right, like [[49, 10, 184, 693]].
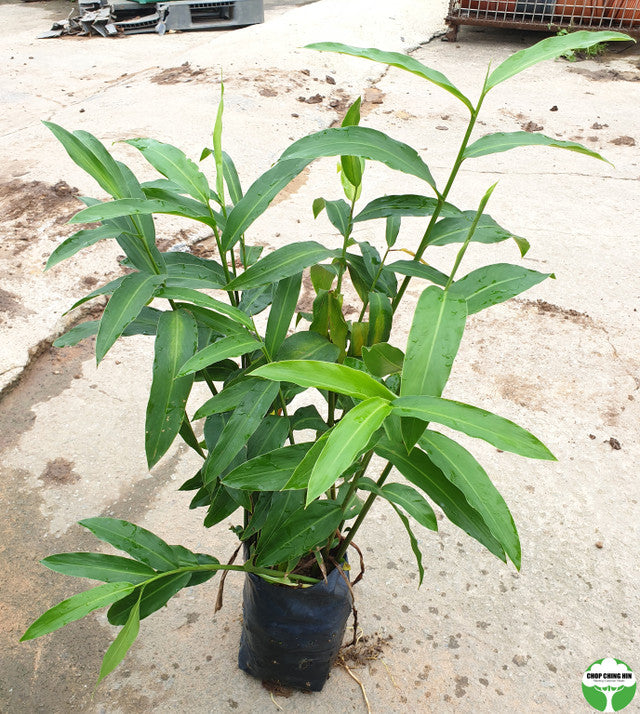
[[21, 30, 631, 692]]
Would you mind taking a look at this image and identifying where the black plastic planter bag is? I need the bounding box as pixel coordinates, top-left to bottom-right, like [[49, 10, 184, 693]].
[[238, 565, 352, 691]]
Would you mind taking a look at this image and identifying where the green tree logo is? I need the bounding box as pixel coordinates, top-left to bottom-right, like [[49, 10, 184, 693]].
[[582, 658, 636, 712]]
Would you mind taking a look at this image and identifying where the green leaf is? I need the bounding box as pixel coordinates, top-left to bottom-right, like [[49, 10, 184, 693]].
[[358, 477, 437, 530], [46, 225, 123, 270], [392, 395, 556, 460], [145, 309, 198, 468], [307, 397, 392, 504], [284, 432, 330, 490], [362, 343, 404, 377], [124, 138, 210, 203], [419, 430, 520, 568], [238, 284, 274, 317], [221, 158, 311, 251], [222, 443, 313, 490], [194, 378, 263, 419], [65, 275, 126, 314], [340, 155, 362, 189], [464, 131, 609, 163], [178, 304, 248, 338], [53, 320, 99, 348], [177, 334, 262, 377], [253, 360, 395, 400], [451, 263, 553, 315], [21, 582, 135, 641], [69, 197, 216, 229], [427, 213, 521, 249], [213, 83, 226, 205], [203, 381, 280, 484], [96, 273, 165, 364], [375, 438, 505, 561], [306, 43, 472, 111], [107, 573, 191, 626], [203, 484, 241, 527], [255, 501, 343, 567], [290, 405, 327, 432], [79, 518, 180, 571], [265, 273, 302, 358], [122, 306, 163, 337], [226, 242, 337, 291], [324, 199, 352, 237], [222, 151, 243, 204], [485, 31, 633, 91], [155, 286, 254, 330], [42, 553, 156, 584], [387, 260, 449, 287], [97, 592, 141, 683], [391, 503, 424, 584], [385, 215, 401, 248], [400, 286, 467, 447], [44, 122, 127, 198], [309, 264, 336, 292], [353, 194, 457, 223], [342, 96, 362, 126], [164, 253, 226, 289], [247, 415, 291, 458], [280, 126, 436, 190], [368, 292, 392, 345]]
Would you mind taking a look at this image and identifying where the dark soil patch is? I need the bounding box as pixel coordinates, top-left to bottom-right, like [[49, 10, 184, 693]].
[[0, 287, 33, 321], [517, 298, 591, 326], [0, 179, 78, 222], [150, 62, 212, 85], [340, 632, 393, 666], [568, 66, 640, 82], [39, 457, 81, 486]]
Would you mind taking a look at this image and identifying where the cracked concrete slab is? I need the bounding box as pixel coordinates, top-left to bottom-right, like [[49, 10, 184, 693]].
[[1, 2, 639, 712]]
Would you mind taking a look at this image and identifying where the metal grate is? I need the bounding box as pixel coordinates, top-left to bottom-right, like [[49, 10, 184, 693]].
[[446, 0, 640, 39]]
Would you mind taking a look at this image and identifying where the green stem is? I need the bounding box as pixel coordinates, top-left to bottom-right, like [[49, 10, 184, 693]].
[[138, 562, 319, 587], [335, 194, 358, 294], [336, 461, 393, 561], [391, 93, 486, 314]]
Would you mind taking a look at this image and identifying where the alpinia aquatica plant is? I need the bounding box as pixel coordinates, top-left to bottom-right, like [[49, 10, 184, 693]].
[[21, 30, 632, 685]]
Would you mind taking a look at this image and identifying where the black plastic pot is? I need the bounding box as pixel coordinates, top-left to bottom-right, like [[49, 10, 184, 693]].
[[238, 565, 352, 691]]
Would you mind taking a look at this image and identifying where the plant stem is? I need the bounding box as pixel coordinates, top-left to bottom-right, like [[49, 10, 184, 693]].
[[391, 94, 485, 313], [336, 462, 392, 561], [335, 194, 358, 294]]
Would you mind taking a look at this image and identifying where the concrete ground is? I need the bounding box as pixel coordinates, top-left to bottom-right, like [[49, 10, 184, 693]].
[[1, 0, 639, 711]]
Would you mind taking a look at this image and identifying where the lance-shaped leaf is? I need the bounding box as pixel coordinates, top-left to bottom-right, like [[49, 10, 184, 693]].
[[419, 430, 521, 569], [178, 334, 262, 377], [280, 126, 436, 190], [221, 158, 310, 250], [238, 284, 274, 317], [97, 592, 141, 683], [44, 122, 127, 198], [247, 415, 291, 458], [65, 274, 126, 313], [46, 225, 123, 270], [145, 309, 198, 468], [79, 518, 180, 571], [226, 242, 337, 291], [358, 477, 437, 530], [276, 332, 341, 363], [21, 582, 135, 641], [194, 378, 263, 419], [362, 343, 404, 377], [464, 131, 608, 163], [324, 199, 352, 237], [368, 292, 392, 345], [156, 286, 254, 330], [255, 501, 343, 567], [254, 360, 395, 400], [222, 151, 243, 204], [427, 212, 522, 249], [387, 260, 449, 287], [400, 286, 467, 447], [451, 263, 553, 315], [108, 573, 191, 626], [222, 443, 314, 490], [392, 395, 555, 460], [54, 320, 99, 348], [203, 380, 280, 484], [353, 194, 459, 223], [284, 431, 331, 490], [306, 43, 473, 111], [307, 397, 392, 504], [392, 504, 424, 585], [485, 30, 632, 91], [164, 254, 226, 290], [265, 273, 302, 358], [69, 197, 217, 229], [42, 552, 157, 584], [124, 138, 211, 202], [96, 273, 165, 364], [375, 437, 506, 561]]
